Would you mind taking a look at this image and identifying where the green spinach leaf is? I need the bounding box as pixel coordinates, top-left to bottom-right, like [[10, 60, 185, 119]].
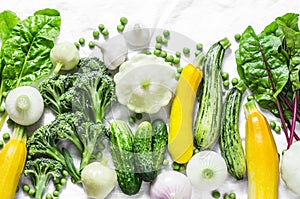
[[0, 10, 20, 42]]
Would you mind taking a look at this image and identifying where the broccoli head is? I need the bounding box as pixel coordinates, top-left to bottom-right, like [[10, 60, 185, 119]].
[[38, 73, 78, 114], [24, 158, 63, 199], [77, 57, 108, 74]]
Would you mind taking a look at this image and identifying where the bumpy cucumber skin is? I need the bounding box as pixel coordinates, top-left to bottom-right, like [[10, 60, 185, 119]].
[[109, 120, 142, 195], [220, 82, 247, 180], [194, 38, 230, 150], [133, 121, 155, 182]]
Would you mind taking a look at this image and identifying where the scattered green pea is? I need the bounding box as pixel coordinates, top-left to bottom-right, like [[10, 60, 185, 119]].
[[0, 140, 4, 148], [221, 72, 229, 80], [212, 190, 221, 198], [223, 80, 230, 87], [2, 91, 8, 98], [162, 159, 169, 166], [74, 42, 80, 49], [129, 116, 136, 124], [0, 106, 5, 113], [223, 193, 230, 199], [60, 178, 67, 185], [53, 177, 60, 184], [6, 118, 13, 126], [101, 28, 109, 37], [234, 33, 241, 41], [55, 183, 62, 191], [46, 193, 53, 199], [183, 47, 190, 55], [117, 24, 125, 32], [196, 43, 203, 51], [179, 164, 186, 171], [160, 50, 167, 58], [175, 51, 181, 57], [120, 17, 128, 25], [153, 49, 161, 56], [28, 188, 35, 196], [162, 38, 168, 45], [98, 24, 105, 31], [78, 38, 85, 45], [175, 72, 181, 80], [145, 50, 152, 55], [62, 170, 69, 177], [193, 148, 200, 155], [229, 192, 236, 199], [247, 95, 254, 101], [231, 78, 239, 86], [274, 125, 281, 133], [172, 162, 180, 171], [155, 43, 162, 50], [23, 184, 30, 193], [166, 55, 174, 62], [53, 190, 59, 197], [177, 67, 183, 73], [163, 30, 170, 38], [195, 50, 202, 57], [156, 35, 163, 43], [173, 57, 180, 65], [93, 30, 100, 39], [270, 121, 276, 129], [2, 133, 10, 141], [88, 41, 95, 49]]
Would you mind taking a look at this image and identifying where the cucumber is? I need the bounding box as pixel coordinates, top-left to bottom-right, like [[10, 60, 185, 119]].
[[194, 38, 231, 150], [109, 120, 142, 195], [133, 121, 155, 182], [152, 119, 168, 172], [220, 80, 247, 180]]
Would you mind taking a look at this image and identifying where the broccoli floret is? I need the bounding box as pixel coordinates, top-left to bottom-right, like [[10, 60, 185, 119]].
[[77, 57, 108, 74], [38, 73, 77, 114], [24, 158, 63, 199], [27, 124, 81, 182], [76, 122, 108, 171], [73, 70, 115, 123], [50, 112, 83, 152]]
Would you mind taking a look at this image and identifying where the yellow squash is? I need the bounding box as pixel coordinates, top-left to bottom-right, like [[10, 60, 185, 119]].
[[0, 124, 27, 199], [244, 100, 279, 199], [168, 64, 202, 164]]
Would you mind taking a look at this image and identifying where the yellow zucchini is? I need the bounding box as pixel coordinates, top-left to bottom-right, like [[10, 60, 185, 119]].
[[244, 100, 279, 199], [168, 64, 202, 164], [0, 124, 27, 199]]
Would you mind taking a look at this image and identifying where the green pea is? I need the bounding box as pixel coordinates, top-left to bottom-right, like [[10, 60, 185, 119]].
[[28, 188, 35, 196], [145, 50, 152, 55], [78, 38, 85, 45], [62, 170, 69, 177], [193, 148, 200, 155], [101, 28, 109, 37], [212, 190, 221, 198], [6, 118, 13, 126], [231, 78, 239, 86], [60, 178, 67, 185], [175, 51, 181, 57], [2, 91, 8, 98], [183, 47, 190, 55], [173, 57, 180, 65], [74, 42, 80, 49], [160, 50, 167, 58], [177, 67, 183, 73], [23, 184, 30, 193], [163, 30, 170, 38], [223, 194, 230, 199], [153, 49, 161, 56], [270, 121, 276, 129], [156, 35, 163, 43], [155, 43, 162, 50], [166, 55, 174, 62], [117, 24, 125, 32], [129, 116, 136, 124], [98, 24, 105, 31], [162, 38, 168, 45], [196, 43, 203, 50], [0, 106, 5, 113], [3, 133, 10, 141], [93, 30, 100, 39], [162, 159, 169, 166], [223, 80, 230, 87], [0, 140, 4, 148], [234, 33, 241, 41], [179, 164, 186, 171], [175, 72, 181, 80], [172, 162, 180, 171], [120, 17, 128, 25], [88, 41, 95, 49], [274, 125, 281, 133], [53, 190, 59, 197], [229, 193, 236, 199], [46, 193, 53, 199], [247, 95, 254, 101], [55, 184, 62, 191], [221, 72, 229, 80]]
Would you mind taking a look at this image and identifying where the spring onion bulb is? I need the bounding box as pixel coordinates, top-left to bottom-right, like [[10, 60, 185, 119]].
[[150, 170, 192, 199], [186, 150, 228, 191], [5, 86, 44, 126]]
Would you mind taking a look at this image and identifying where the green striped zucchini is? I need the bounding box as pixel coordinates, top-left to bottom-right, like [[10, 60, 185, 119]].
[[109, 120, 142, 195], [194, 38, 231, 149], [220, 80, 247, 180]]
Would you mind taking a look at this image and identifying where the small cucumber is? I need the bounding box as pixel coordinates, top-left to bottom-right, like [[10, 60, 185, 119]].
[[133, 121, 155, 182], [109, 120, 142, 195]]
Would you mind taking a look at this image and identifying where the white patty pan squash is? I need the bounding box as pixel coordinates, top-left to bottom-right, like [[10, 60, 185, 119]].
[[114, 54, 177, 114]]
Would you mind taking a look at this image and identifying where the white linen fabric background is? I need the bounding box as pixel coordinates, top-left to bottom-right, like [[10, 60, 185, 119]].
[[1, 0, 300, 198]]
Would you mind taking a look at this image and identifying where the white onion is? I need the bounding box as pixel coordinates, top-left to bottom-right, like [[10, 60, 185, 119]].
[[186, 150, 228, 191], [150, 170, 192, 199]]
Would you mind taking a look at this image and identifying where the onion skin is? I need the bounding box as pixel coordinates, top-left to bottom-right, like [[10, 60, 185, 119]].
[[150, 170, 192, 199]]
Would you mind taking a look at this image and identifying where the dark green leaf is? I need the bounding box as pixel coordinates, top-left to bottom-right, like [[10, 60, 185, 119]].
[[236, 26, 289, 113], [0, 10, 20, 42], [34, 8, 60, 17], [1, 13, 61, 91]]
